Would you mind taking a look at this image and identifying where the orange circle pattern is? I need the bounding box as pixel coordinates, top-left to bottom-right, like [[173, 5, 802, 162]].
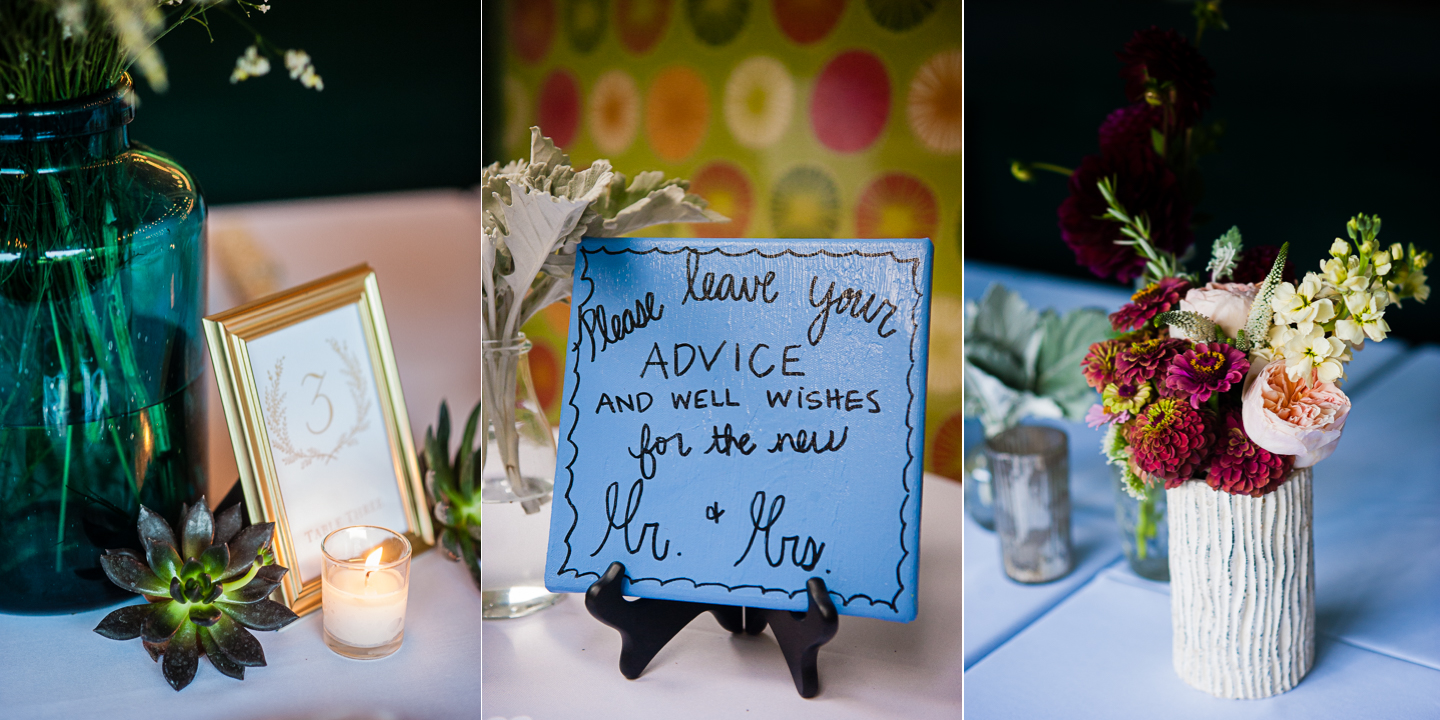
[[645, 66, 711, 161]]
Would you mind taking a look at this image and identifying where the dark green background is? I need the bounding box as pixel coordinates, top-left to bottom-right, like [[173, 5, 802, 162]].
[[965, 0, 1440, 343], [129, 0, 488, 203]]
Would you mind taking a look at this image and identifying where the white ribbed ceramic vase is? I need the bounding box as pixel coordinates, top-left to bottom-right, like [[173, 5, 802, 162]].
[[1167, 467, 1315, 699]]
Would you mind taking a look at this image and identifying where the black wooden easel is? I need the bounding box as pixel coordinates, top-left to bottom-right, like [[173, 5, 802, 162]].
[[584, 562, 839, 698]]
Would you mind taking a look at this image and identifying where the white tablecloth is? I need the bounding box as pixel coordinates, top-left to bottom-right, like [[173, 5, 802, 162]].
[[482, 474, 963, 719]]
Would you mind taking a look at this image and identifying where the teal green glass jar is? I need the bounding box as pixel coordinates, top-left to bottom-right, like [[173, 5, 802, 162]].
[[0, 75, 207, 614]]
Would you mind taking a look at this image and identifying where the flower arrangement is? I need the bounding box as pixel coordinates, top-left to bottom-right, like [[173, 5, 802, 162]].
[[1, 0, 320, 103], [1088, 213, 1430, 499]]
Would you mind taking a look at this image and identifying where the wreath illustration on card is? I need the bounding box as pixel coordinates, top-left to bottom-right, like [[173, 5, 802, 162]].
[[263, 339, 374, 468]]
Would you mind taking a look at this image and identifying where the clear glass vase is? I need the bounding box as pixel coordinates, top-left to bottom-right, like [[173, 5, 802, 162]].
[[1113, 468, 1169, 581], [963, 442, 996, 530], [480, 334, 563, 619], [0, 75, 206, 614]]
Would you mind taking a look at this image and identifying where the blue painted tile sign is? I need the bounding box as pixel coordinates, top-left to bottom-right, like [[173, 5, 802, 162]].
[[545, 238, 933, 622]]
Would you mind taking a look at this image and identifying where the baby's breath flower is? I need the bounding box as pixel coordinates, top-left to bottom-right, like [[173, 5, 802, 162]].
[[229, 45, 270, 84], [284, 49, 324, 91], [56, 0, 87, 41], [259, 4, 271, 12]]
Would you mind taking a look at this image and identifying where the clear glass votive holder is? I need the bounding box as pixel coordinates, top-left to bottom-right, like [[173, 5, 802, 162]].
[[986, 425, 1073, 584], [321, 526, 412, 659]]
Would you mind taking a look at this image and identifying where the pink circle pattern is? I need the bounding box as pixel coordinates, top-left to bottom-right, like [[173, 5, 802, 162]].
[[810, 50, 891, 153]]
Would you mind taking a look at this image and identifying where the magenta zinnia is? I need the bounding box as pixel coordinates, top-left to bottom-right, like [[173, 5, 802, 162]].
[[1165, 342, 1249, 408], [1127, 397, 1214, 485], [1109, 277, 1190, 331], [1115, 337, 1189, 386], [1081, 339, 1125, 390], [1206, 410, 1294, 497]]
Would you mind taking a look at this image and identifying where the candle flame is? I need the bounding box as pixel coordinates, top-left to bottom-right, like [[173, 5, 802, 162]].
[[365, 547, 384, 569]]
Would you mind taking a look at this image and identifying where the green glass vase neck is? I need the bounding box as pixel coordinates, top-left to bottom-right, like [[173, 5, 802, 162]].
[[0, 75, 134, 176]]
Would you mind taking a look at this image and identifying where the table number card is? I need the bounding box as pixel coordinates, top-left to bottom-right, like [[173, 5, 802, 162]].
[[205, 265, 433, 616], [546, 238, 932, 622]]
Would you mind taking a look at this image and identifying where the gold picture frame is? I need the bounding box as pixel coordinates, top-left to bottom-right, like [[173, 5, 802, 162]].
[[204, 264, 433, 617]]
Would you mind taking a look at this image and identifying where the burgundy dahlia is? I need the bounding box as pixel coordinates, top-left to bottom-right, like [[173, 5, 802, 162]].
[[1082, 339, 1126, 390], [1109, 277, 1191, 331], [1115, 337, 1190, 386], [1206, 410, 1294, 497], [1098, 103, 1164, 155], [1127, 397, 1215, 486], [1116, 27, 1216, 129], [1057, 150, 1194, 284], [1230, 244, 1297, 285], [1165, 342, 1249, 408]]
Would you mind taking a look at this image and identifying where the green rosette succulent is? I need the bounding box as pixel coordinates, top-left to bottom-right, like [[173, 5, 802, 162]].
[[421, 400, 483, 590], [94, 497, 298, 691]]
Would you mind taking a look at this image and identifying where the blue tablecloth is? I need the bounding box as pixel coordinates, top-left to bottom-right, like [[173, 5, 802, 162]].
[[962, 262, 1439, 716]]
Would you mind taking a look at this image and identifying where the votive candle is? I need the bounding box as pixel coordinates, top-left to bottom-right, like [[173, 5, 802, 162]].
[[321, 525, 412, 659]]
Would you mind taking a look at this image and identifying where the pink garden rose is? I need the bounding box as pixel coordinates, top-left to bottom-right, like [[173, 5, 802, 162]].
[[1178, 282, 1258, 339], [1241, 358, 1350, 468]]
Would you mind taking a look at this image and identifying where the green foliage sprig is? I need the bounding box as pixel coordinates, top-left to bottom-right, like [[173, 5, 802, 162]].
[[1097, 176, 1190, 286], [421, 401, 483, 591]]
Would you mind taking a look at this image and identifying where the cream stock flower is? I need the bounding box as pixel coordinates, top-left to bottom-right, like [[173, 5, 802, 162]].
[[1335, 294, 1390, 344], [1372, 249, 1393, 277], [1281, 327, 1346, 383], [1322, 256, 1372, 295], [1271, 272, 1335, 334], [1178, 282, 1256, 338], [1242, 358, 1350, 468]]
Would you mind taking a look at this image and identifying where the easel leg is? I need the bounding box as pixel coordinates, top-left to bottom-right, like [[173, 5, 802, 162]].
[[584, 566, 838, 697], [755, 578, 839, 698], [584, 562, 743, 679]]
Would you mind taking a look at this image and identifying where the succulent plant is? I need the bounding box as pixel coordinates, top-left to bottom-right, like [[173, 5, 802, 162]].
[[93, 498, 298, 691], [421, 400, 483, 590]]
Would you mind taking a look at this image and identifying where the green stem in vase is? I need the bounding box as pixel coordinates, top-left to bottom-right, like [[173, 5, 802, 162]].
[[55, 425, 72, 572]]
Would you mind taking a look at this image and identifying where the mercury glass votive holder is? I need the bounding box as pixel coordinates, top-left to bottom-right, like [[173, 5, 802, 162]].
[[986, 425, 1073, 584], [321, 526, 412, 659]]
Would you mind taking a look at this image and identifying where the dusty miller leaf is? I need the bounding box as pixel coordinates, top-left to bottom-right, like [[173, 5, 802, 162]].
[[963, 284, 1041, 390], [1034, 307, 1110, 421]]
